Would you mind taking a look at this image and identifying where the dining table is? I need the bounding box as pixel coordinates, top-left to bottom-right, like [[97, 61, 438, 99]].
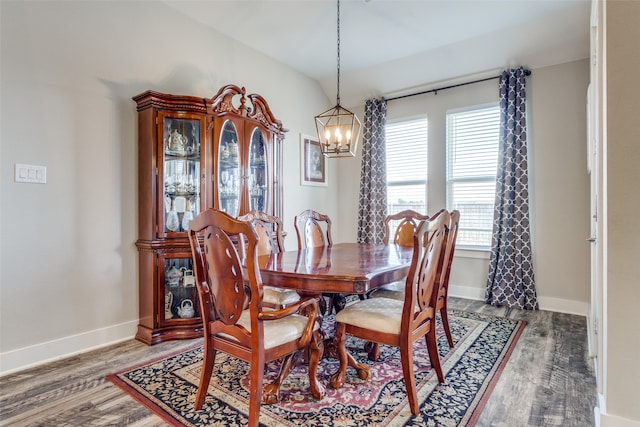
[[257, 242, 414, 402], [258, 242, 414, 296]]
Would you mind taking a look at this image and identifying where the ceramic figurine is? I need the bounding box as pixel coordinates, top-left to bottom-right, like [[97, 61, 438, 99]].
[[165, 291, 174, 319], [178, 299, 195, 318]]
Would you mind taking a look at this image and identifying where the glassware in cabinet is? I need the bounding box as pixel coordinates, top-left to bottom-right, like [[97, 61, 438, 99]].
[[161, 116, 202, 235], [248, 127, 268, 212], [218, 119, 241, 217]]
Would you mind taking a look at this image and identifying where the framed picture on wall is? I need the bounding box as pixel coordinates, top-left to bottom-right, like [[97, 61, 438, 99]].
[[300, 134, 327, 187]]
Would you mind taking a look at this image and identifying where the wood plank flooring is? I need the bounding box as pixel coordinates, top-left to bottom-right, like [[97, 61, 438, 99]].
[[0, 297, 597, 426]]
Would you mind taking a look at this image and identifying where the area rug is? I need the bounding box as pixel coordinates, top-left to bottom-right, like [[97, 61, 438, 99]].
[[107, 310, 525, 426]]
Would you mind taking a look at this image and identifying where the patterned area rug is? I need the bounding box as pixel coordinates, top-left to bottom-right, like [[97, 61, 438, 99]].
[[107, 310, 525, 426]]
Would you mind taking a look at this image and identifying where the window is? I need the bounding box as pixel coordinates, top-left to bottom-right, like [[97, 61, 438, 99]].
[[386, 118, 428, 220], [446, 105, 500, 250]]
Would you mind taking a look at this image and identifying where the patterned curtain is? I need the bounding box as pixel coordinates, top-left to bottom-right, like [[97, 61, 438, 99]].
[[357, 98, 388, 243], [485, 67, 538, 310]]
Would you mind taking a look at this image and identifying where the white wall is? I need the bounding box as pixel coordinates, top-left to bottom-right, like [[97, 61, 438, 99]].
[[0, 0, 333, 374], [337, 59, 591, 313]]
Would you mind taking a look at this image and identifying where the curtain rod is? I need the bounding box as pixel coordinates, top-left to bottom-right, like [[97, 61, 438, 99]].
[[385, 69, 532, 102]]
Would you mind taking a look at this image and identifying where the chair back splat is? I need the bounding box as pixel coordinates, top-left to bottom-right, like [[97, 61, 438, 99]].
[[188, 209, 325, 427], [238, 211, 285, 256], [383, 209, 434, 247], [294, 209, 333, 249]]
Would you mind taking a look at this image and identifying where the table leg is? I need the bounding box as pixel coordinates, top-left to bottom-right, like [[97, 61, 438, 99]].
[[262, 332, 326, 403], [329, 323, 371, 389], [307, 330, 327, 400], [262, 298, 327, 404], [364, 341, 381, 361], [262, 352, 299, 404]]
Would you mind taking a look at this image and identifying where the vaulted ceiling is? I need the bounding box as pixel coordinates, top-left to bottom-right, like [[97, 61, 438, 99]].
[[164, 0, 591, 106]]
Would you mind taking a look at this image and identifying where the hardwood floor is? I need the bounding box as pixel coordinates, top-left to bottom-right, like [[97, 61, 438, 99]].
[[451, 299, 597, 427], [0, 297, 597, 426]]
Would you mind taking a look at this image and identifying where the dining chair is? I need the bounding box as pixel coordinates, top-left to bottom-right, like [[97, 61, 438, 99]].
[[371, 209, 459, 348], [384, 209, 433, 247], [370, 209, 444, 295], [365, 209, 435, 360], [375, 209, 437, 293], [329, 211, 450, 416], [237, 211, 301, 309], [294, 209, 343, 314], [294, 209, 333, 249], [435, 209, 460, 348], [188, 209, 325, 427]]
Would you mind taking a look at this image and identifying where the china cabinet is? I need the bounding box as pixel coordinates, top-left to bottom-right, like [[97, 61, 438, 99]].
[[133, 85, 286, 344]]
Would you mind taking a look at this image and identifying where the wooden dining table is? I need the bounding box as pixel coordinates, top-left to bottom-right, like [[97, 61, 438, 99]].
[[258, 242, 414, 296], [257, 242, 414, 402]]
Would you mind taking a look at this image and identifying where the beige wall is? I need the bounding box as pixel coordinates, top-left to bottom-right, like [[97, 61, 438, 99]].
[[0, 0, 596, 377], [0, 0, 333, 373], [602, 1, 640, 425], [529, 60, 591, 307], [337, 59, 591, 312]]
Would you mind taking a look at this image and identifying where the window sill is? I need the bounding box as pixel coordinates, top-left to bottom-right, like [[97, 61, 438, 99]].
[[455, 249, 490, 260]]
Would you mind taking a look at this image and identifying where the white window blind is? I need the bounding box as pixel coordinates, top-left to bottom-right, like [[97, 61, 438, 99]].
[[386, 118, 428, 217], [446, 105, 500, 250]]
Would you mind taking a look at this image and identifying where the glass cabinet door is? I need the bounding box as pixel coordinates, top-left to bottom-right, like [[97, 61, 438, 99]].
[[248, 128, 267, 212], [162, 116, 201, 235], [161, 255, 199, 324], [218, 120, 241, 217]]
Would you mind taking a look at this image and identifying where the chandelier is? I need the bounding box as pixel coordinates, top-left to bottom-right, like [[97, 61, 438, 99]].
[[315, 0, 361, 158]]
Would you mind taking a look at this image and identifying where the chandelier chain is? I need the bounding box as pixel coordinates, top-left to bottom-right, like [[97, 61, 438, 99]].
[[314, 0, 360, 158], [336, 0, 341, 106]]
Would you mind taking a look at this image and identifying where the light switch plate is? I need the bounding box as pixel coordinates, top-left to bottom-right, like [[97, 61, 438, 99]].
[[15, 163, 47, 184]]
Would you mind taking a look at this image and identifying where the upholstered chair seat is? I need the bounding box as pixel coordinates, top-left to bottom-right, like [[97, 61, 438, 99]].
[[335, 297, 419, 335], [263, 287, 301, 308], [368, 281, 405, 301], [222, 309, 319, 349]]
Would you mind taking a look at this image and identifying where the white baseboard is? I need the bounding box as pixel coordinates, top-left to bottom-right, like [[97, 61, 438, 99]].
[[600, 413, 640, 427], [596, 394, 640, 427], [0, 291, 591, 376], [0, 320, 138, 377], [448, 284, 485, 301], [596, 393, 606, 427], [537, 295, 589, 316], [448, 284, 589, 316], [587, 313, 598, 358]]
